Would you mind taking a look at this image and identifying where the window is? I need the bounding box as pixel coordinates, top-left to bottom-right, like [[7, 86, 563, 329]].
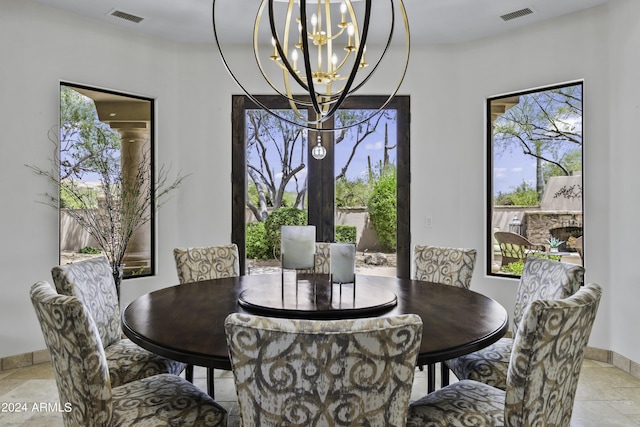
[[487, 82, 583, 277], [58, 83, 155, 279], [232, 95, 411, 277]]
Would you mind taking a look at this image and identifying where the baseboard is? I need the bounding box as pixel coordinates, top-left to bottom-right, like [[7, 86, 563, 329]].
[[1, 349, 51, 371], [3, 347, 640, 380], [585, 346, 640, 379]]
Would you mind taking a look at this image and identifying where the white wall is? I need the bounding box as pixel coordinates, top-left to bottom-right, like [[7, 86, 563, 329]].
[[1, 0, 637, 363], [0, 0, 236, 357], [408, 5, 614, 349], [606, 0, 640, 364]]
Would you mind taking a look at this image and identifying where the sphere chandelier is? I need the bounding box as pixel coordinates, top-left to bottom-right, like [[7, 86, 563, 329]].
[[212, 0, 410, 133]]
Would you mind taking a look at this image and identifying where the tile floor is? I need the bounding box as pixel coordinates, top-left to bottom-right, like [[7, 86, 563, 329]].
[[1, 359, 640, 426]]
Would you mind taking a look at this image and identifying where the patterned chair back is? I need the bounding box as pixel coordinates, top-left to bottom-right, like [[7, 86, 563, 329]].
[[30, 281, 113, 426], [225, 313, 423, 427], [314, 242, 331, 274], [51, 256, 121, 349], [512, 256, 584, 335], [298, 242, 331, 275], [413, 245, 477, 289], [173, 244, 240, 284], [505, 283, 601, 427]]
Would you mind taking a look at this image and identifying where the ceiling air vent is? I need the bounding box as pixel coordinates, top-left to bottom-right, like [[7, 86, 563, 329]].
[[500, 7, 534, 22], [110, 10, 144, 24]]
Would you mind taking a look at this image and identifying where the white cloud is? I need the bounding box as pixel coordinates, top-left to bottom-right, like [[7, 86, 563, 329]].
[[494, 167, 507, 179], [365, 140, 384, 151]]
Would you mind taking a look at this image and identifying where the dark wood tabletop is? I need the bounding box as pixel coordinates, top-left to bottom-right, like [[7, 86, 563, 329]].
[[122, 274, 508, 371]]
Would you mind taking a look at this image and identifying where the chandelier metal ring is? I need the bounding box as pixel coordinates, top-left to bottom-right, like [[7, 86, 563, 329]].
[[212, 0, 410, 132]]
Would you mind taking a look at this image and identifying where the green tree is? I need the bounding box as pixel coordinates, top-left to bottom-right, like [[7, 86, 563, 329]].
[[245, 109, 392, 221], [542, 148, 582, 183], [493, 84, 582, 195], [334, 110, 393, 180], [368, 167, 396, 251], [58, 86, 121, 180], [246, 110, 308, 222], [494, 181, 539, 206], [335, 177, 370, 207], [263, 207, 308, 258]]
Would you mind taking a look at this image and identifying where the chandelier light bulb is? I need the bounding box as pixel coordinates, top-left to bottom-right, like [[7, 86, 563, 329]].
[[312, 142, 327, 160]]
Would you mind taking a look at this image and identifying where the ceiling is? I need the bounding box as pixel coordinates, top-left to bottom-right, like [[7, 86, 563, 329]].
[[34, 0, 607, 45]]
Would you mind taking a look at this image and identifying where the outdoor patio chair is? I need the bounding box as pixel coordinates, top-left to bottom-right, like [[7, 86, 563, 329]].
[[407, 283, 601, 427], [495, 231, 545, 267], [575, 235, 584, 259]]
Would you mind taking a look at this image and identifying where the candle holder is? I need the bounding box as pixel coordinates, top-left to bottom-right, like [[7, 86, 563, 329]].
[[330, 243, 356, 301], [280, 225, 317, 300]]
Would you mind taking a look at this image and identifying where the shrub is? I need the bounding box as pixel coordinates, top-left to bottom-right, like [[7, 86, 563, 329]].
[[501, 253, 563, 275], [368, 170, 396, 251], [494, 181, 539, 206], [335, 225, 357, 243], [245, 221, 271, 259], [335, 177, 370, 207], [502, 260, 524, 275], [263, 207, 308, 257], [78, 246, 101, 254]]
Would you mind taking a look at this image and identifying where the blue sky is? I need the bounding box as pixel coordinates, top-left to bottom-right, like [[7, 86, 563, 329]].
[[493, 150, 536, 195], [334, 127, 396, 181]]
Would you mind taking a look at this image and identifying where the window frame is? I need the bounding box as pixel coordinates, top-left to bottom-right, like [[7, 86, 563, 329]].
[[486, 81, 584, 278], [58, 82, 156, 280]]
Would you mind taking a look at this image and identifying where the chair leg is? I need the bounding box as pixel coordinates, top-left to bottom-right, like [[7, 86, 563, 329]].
[[427, 363, 436, 393], [207, 368, 215, 398], [185, 364, 194, 382], [440, 362, 450, 388]]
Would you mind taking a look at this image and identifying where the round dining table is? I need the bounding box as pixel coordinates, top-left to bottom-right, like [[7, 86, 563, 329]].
[[122, 274, 508, 393]]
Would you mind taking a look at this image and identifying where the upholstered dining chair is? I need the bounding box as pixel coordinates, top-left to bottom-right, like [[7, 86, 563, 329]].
[[447, 256, 585, 390], [30, 281, 228, 427], [51, 256, 186, 387], [297, 242, 331, 275], [225, 313, 423, 427], [173, 244, 240, 284], [412, 244, 477, 391], [173, 243, 240, 393], [413, 245, 477, 289], [407, 283, 602, 427]]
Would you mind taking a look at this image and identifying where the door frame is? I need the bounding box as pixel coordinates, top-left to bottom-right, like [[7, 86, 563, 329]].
[[231, 95, 411, 278]]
